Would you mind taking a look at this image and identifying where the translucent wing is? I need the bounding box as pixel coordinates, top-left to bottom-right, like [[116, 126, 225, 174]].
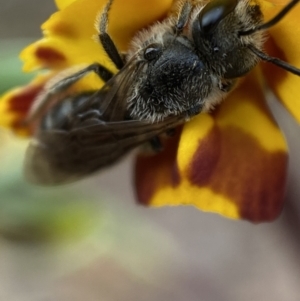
[[26, 54, 144, 125], [67, 57, 145, 124], [24, 116, 184, 185]]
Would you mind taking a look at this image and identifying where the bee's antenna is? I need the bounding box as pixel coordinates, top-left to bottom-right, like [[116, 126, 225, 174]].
[[240, 0, 300, 76], [248, 45, 300, 76], [239, 0, 299, 36]]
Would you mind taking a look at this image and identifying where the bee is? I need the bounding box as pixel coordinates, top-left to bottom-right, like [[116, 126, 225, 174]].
[[25, 0, 300, 185]]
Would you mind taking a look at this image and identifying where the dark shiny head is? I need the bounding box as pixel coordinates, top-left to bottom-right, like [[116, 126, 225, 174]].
[[192, 0, 264, 78], [198, 0, 238, 35]]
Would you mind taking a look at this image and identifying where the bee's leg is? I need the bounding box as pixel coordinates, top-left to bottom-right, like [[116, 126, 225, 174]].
[[148, 128, 178, 152], [175, 1, 192, 33], [48, 63, 114, 92], [165, 128, 176, 137], [149, 136, 164, 152], [186, 104, 202, 118], [98, 0, 125, 69], [218, 79, 235, 92], [26, 63, 113, 123]]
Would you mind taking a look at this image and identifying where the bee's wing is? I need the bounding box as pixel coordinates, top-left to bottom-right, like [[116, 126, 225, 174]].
[[24, 55, 180, 185], [97, 58, 144, 121], [26, 65, 92, 123], [68, 57, 146, 124], [24, 116, 184, 185], [27, 54, 143, 124]]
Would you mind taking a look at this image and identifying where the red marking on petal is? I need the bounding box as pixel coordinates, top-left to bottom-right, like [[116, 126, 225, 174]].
[[8, 83, 45, 134], [135, 129, 182, 206], [188, 126, 287, 222], [9, 84, 43, 115], [189, 126, 221, 186], [35, 47, 66, 65]]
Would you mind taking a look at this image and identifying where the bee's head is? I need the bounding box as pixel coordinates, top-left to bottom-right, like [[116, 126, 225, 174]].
[[126, 0, 300, 121], [127, 36, 212, 122], [190, 0, 264, 78]]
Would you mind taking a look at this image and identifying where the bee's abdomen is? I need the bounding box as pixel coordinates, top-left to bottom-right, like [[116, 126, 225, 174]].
[[40, 92, 96, 131]]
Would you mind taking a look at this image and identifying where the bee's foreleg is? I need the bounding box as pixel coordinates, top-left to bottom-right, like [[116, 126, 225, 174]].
[[98, 0, 125, 70], [49, 63, 114, 91], [26, 63, 113, 123], [43, 63, 113, 103]]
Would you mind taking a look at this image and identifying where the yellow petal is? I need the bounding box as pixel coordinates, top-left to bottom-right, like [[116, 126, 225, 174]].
[[260, 0, 300, 123], [135, 75, 288, 223], [21, 0, 173, 73], [1, 0, 174, 135]]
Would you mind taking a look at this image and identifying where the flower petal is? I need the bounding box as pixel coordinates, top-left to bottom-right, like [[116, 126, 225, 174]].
[[1, 0, 173, 135], [55, 0, 77, 10], [0, 74, 52, 136], [260, 0, 300, 123], [21, 0, 173, 72], [135, 75, 288, 222]]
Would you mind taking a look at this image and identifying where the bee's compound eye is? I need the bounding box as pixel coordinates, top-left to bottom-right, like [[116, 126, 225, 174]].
[[199, 0, 237, 34], [144, 43, 162, 61]]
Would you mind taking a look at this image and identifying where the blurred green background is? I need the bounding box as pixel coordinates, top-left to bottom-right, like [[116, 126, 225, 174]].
[[1, 1, 300, 301]]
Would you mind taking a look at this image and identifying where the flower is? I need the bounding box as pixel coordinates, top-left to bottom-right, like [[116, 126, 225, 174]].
[[0, 0, 299, 222]]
